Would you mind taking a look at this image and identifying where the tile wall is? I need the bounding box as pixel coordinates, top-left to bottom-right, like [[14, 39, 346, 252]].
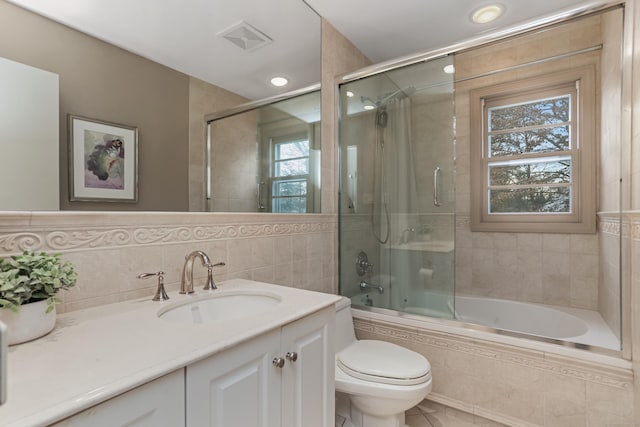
[[454, 15, 613, 317], [188, 77, 249, 212], [0, 212, 336, 313], [354, 311, 634, 427]]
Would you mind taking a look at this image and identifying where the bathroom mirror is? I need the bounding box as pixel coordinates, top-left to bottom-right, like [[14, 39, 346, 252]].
[[0, 0, 321, 212], [206, 89, 321, 213]]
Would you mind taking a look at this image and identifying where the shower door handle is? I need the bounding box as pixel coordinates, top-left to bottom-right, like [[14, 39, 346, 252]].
[[433, 167, 442, 207], [257, 181, 266, 211]]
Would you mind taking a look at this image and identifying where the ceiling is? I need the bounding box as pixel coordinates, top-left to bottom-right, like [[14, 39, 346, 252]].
[[6, 0, 595, 101], [305, 0, 596, 64]]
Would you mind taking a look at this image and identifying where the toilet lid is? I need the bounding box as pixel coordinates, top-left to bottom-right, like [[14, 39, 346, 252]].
[[337, 340, 431, 386]]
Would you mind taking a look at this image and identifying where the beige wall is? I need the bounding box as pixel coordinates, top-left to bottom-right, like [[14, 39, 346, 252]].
[[320, 19, 371, 214], [0, 1, 191, 211], [454, 16, 606, 312], [188, 78, 249, 212], [630, 0, 640, 424], [208, 108, 258, 212]]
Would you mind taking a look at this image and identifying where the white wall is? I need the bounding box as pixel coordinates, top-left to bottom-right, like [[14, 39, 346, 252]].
[[0, 57, 58, 210]]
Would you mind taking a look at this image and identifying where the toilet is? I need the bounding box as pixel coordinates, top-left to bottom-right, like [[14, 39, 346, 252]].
[[335, 297, 432, 427]]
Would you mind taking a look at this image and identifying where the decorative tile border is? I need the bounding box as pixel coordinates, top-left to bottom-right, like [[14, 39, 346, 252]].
[[623, 211, 640, 241], [599, 212, 621, 237], [597, 211, 640, 240], [353, 317, 633, 390], [0, 215, 337, 254]]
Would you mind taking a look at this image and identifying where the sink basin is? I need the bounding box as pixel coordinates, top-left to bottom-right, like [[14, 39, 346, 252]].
[[158, 291, 282, 324]]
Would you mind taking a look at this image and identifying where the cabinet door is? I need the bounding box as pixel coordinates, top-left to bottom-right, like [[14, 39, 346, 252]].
[[53, 369, 185, 427], [281, 306, 335, 427], [186, 328, 281, 427]]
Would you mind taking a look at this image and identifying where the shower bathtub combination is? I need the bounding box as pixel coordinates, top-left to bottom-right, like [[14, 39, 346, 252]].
[[337, 4, 623, 357], [350, 289, 620, 350]]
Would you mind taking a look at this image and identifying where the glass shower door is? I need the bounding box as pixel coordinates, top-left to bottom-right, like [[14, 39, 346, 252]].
[[338, 55, 456, 319]]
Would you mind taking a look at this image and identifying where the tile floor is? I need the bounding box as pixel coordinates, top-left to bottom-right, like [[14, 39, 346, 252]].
[[406, 401, 507, 427]]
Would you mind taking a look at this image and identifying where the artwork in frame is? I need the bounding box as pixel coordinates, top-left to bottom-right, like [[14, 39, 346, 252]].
[[69, 115, 138, 202]]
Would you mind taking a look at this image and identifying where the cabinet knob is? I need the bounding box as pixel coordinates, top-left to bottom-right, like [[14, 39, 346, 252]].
[[272, 357, 285, 368], [285, 352, 298, 362]]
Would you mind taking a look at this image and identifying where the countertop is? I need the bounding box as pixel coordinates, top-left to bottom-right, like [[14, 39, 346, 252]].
[[0, 279, 341, 427]]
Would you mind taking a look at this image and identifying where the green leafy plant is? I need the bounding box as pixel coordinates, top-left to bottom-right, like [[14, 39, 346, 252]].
[[0, 251, 77, 313]]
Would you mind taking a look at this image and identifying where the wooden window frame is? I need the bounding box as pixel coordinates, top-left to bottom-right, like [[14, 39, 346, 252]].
[[470, 66, 597, 233]]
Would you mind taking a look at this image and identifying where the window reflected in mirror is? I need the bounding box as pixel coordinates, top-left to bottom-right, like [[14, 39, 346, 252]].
[[207, 89, 321, 213]]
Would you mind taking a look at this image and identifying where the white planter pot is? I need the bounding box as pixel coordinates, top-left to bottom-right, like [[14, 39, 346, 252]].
[[0, 300, 56, 345]]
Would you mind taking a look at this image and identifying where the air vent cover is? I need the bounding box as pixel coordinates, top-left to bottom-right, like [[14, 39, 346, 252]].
[[218, 21, 272, 52]]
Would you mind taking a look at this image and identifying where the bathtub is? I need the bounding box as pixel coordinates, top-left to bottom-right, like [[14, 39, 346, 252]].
[[350, 291, 620, 351]]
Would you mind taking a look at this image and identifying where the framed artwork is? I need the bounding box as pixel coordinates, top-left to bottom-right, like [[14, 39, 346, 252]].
[[69, 115, 138, 202]]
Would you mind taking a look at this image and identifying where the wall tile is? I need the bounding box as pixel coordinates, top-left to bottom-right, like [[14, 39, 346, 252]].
[[543, 372, 587, 427]]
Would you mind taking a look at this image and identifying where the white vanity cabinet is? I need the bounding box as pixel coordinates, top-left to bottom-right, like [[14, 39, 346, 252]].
[[52, 369, 185, 427], [186, 306, 335, 427]]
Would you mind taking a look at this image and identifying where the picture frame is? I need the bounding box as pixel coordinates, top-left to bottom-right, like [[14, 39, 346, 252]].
[[69, 115, 138, 202]]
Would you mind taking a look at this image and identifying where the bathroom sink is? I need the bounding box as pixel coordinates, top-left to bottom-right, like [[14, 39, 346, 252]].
[[157, 291, 282, 324]]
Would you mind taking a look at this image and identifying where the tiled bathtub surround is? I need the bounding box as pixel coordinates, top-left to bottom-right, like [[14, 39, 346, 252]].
[[454, 15, 602, 305], [0, 212, 337, 313], [353, 312, 633, 427], [455, 214, 600, 311]]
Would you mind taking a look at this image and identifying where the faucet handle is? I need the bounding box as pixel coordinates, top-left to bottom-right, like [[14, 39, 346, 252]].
[[203, 262, 226, 291], [137, 271, 169, 302]]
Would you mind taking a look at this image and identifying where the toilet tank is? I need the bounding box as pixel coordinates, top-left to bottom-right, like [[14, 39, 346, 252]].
[[335, 296, 357, 352]]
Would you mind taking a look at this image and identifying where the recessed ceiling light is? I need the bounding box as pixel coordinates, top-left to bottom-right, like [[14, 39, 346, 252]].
[[363, 105, 375, 111], [471, 4, 504, 24], [346, 91, 355, 98], [270, 76, 289, 87], [443, 64, 455, 74]]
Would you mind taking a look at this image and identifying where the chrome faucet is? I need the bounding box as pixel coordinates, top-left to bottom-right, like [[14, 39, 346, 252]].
[[180, 251, 212, 294], [203, 261, 226, 291], [400, 227, 415, 244], [359, 280, 384, 294]]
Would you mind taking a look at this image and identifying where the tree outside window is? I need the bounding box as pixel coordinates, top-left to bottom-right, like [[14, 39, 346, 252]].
[[271, 137, 309, 213], [470, 66, 597, 233]]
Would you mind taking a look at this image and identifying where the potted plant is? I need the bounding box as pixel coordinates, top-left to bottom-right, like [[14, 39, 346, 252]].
[[0, 251, 77, 345]]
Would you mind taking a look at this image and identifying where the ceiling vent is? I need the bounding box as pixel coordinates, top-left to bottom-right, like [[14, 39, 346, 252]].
[[218, 21, 272, 52]]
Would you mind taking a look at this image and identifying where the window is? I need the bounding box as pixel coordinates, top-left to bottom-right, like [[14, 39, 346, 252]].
[[470, 66, 597, 233], [271, 135, 310, 213]]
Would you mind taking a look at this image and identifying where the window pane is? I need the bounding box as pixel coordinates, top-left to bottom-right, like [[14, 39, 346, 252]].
[[490, 126, 570, 156], [275, 158, 309, 177], [276, 140, 309, 160], [490, 159, 571, 186], [490, 187, 570, 213], [273, 197, 307, 213], [273, 180, 307, 196], [489, 95, 570, 131]]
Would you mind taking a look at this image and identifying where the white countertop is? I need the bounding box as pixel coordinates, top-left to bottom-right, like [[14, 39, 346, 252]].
[[0, 279, 341, 427]]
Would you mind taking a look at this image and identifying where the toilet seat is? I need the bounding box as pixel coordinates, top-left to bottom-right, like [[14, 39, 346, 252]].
[[337, 340, 431, 386]]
